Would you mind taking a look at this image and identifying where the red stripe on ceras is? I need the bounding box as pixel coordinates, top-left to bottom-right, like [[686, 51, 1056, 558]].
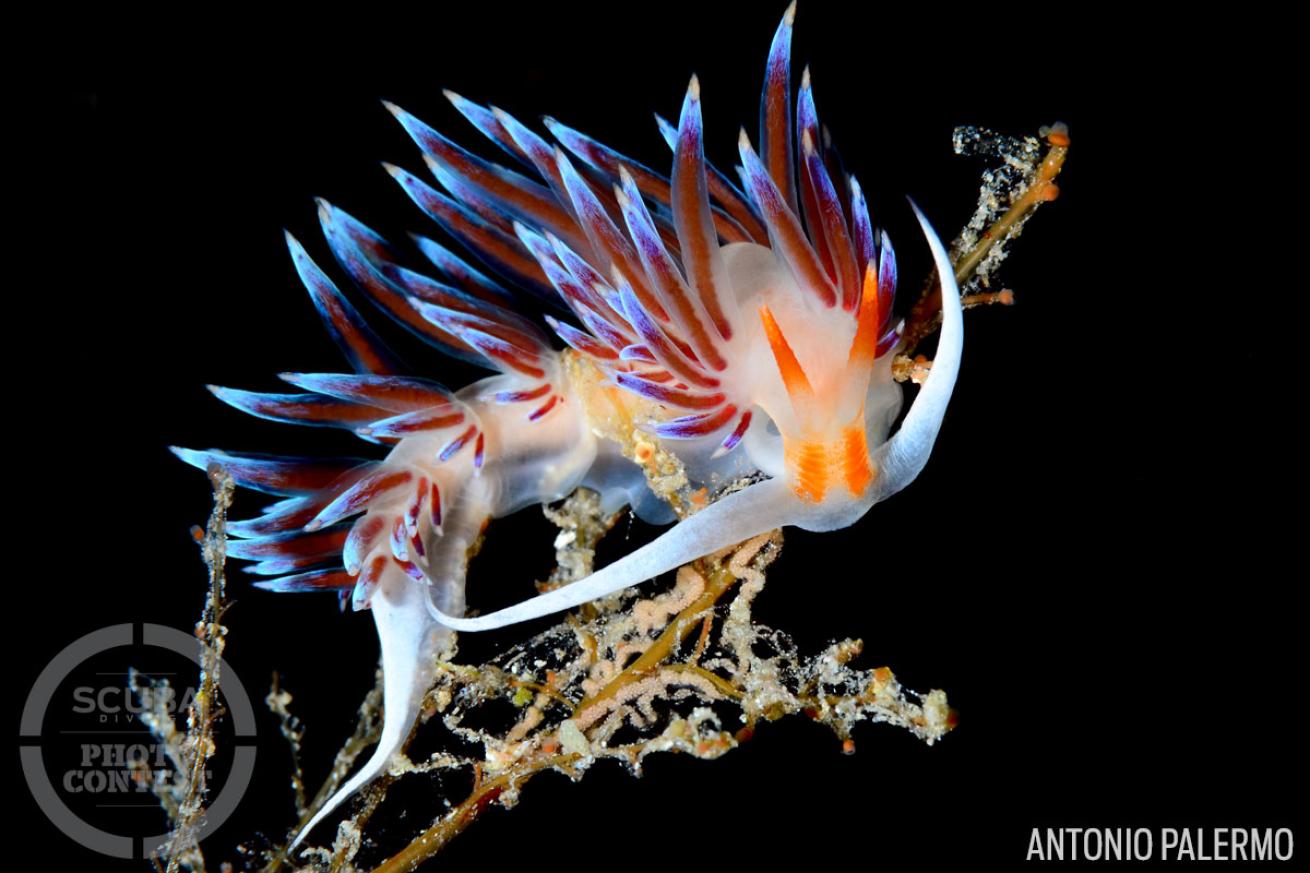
[[307, 468, 413, 530], [529, 395, 559, 420], [387, 167, 552, 291], [656, 403, 739, 438], [801, 131, 860, 310], [406, 478, 429, 539], [719, 410, 753, 454], [674, 81, 735, 343], [618, 170, 728, 371], [352, 554, 388, 610], [439, 425, 478, 462], [343, 515, 387, 575], [614, 372, 725, 410]]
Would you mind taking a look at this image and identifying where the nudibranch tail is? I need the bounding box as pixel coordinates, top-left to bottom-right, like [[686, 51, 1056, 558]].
[[292, 562, 447, 849]]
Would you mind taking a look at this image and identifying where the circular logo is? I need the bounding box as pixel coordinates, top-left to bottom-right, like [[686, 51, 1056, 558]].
[[19, 623, 256, 860]]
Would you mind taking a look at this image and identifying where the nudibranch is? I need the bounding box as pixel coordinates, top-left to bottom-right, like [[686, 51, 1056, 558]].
[[174, 2, 962, 846]]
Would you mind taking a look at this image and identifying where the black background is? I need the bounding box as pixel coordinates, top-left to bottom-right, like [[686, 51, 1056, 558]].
[[17, 1, 1294, 868]]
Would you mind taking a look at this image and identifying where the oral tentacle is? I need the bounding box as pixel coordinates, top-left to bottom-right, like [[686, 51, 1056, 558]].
[[870, 201, 964, 501], [424, 478, 801, 632]]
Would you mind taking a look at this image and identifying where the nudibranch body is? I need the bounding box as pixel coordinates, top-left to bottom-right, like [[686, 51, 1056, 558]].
[[174, 3, 962, 845]]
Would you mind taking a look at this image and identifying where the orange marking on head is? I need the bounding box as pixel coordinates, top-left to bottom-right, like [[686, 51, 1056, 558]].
[[782, 421, 877, 502], [759, 304, 814, 407], [841, 424, 875, 496], [784, 437, 829, 502]]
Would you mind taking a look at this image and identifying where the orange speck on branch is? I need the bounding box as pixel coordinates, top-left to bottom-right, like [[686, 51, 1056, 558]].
[[899, 122, 1068, 355]]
